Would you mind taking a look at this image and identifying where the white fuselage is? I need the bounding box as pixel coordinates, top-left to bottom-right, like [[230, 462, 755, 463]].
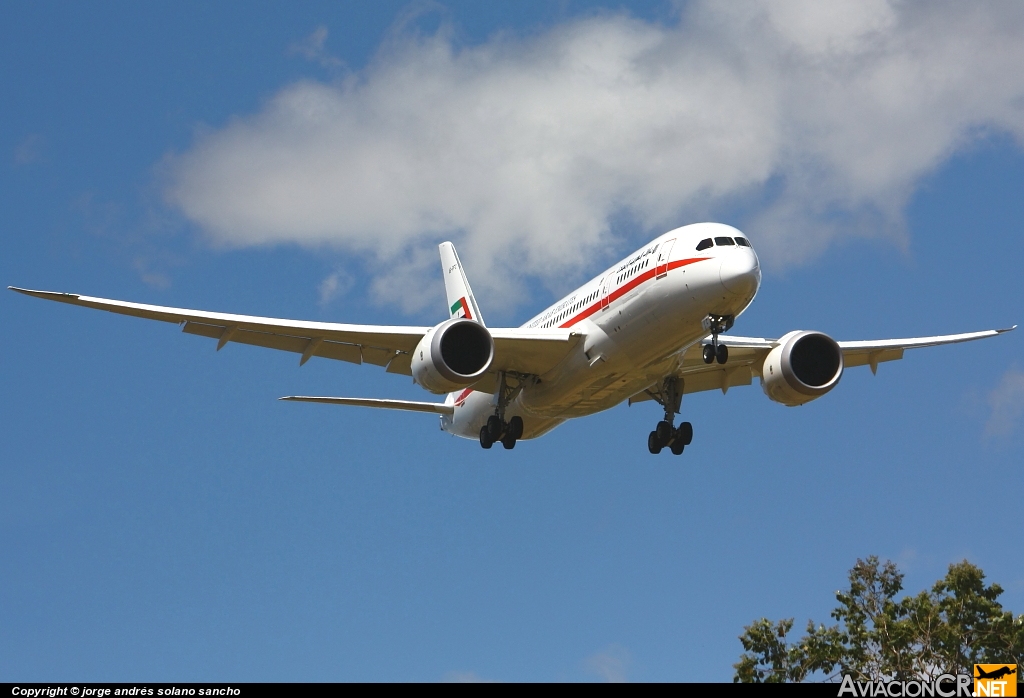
[[441, 223, 762, 440]]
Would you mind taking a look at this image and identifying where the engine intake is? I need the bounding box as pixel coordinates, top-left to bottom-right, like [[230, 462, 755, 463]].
[[761, 330, 844, 406], [411, 318, 494, 394]]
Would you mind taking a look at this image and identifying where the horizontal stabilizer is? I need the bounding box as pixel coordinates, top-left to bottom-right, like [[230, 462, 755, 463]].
[[279, 395, 454, 415]]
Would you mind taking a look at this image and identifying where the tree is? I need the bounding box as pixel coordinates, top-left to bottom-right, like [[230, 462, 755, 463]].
[[734, 557, 1024, 683]]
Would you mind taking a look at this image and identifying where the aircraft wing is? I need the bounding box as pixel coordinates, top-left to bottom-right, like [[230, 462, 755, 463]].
[[629, 326, 1014, 402], [279, 396, 454, 415], [8, 287, 581, 379]]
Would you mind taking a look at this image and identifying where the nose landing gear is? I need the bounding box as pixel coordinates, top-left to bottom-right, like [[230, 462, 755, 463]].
[[702, 314, 734, 365], [644, 376, 693, 456]]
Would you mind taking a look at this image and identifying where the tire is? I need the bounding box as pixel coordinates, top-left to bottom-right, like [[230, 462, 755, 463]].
[[716, 343, 729, 364], [501, 436, 516, 450], [486, 415, 503, 440], [702, 344, 715, 364], [670, 441, 685, 455], [677, 421, 693, 446], [656, 420, 673, 445], [648, 431, 662, 454], [508, 416, 524, 440], [479, 425, 494, 449]]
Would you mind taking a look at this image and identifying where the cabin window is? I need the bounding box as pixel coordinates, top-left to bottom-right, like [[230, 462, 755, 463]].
[[696, 238, 713, 251], [714, 236, 735, 246], [735, 237, 751, 247]]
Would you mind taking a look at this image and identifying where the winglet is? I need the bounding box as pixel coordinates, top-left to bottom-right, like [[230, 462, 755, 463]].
[[9, 284, 77, 298], [8, 286, 81, 301], [438, 242, 485, 327]]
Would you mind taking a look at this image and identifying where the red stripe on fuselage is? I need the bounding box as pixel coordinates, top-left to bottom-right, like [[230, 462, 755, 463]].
[[454, 387, 474, 406], [453, 256, 710, 405], [557, 257, 708, 328]]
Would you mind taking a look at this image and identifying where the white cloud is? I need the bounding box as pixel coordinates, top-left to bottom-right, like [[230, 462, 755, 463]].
[[13, 134, 44, 165], [164, 1, 1024, 313], [288, 25, 342, 69], [584, 643, 631, 683], [985, 367, 1024, 437], [132, 257, 172, 290], [317, 269, 353, 306]]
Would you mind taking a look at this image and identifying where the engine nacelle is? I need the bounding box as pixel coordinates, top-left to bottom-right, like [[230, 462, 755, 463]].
[[411, 318, 494, 394], [760, 330, 844, 406]]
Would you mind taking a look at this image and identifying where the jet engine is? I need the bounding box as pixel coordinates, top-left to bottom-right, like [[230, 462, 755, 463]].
[[411, 318, 494, 394], [760, 330, 844, 406]]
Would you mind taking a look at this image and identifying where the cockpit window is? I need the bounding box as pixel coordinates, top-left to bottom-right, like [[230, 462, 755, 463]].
[[714, 236, 735, 246], [735, 237, 751, 247], [696, 238, 713, 251]]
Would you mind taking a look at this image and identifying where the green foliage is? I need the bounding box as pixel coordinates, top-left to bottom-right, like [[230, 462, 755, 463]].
[[734, 557, 1024, 683]]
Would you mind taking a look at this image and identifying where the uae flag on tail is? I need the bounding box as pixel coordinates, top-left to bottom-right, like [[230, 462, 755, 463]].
[[450, 297, 473, 320]]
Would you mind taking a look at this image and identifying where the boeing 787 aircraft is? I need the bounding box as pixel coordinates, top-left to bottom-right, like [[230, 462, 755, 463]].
[[10, 222, 1013, 454]]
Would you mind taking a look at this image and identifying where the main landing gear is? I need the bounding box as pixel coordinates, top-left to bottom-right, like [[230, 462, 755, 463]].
[[702, 314, 734, 365], [479, 414, 524, 450], [479, 372, 525, 450], [645, 376, 693, 456]]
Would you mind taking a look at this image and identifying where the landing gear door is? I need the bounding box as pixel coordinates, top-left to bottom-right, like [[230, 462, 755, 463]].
[[656, 238, 676, 279]]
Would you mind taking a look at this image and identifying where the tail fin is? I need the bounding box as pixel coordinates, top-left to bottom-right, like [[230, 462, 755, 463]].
[[439, 241, 485, 326]]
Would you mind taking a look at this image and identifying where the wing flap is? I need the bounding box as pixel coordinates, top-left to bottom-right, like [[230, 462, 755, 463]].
[[842, 347, 903, 370], [320, 342, 365, 365], [385, 351, 414, 375], [490, 330, 582, 376], [361, 346, 397, 367], [181, 320, 365, 364], [678, 341, 768, 370], [682, 365, 754, 394], [628, 366, 755, 404]]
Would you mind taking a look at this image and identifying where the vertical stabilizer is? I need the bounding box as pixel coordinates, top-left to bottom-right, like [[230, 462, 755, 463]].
[[439, 242, 485, 326]]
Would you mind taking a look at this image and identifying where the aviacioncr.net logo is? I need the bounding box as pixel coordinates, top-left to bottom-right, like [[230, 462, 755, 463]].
[[974, 664, 1017, 697]]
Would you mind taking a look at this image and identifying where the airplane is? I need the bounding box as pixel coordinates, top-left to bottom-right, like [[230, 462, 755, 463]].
[[9, 222, 1014, 454], [975, 666, 1016, 680]]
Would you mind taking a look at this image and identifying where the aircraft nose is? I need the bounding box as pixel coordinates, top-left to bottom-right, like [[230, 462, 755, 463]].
[[719, 251, 761, 298]]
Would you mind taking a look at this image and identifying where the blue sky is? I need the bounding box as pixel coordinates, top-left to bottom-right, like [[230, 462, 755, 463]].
[[2, 1, 1023, 682]]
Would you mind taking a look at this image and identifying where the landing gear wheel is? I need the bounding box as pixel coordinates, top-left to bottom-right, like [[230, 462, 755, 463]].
[[508, 416, 524, 441], [501, 435, 516, 450], [670, 441, 685, 455], [676, 421, 693, 446], [648, 431, 662, 454], [479, 426, 494, 449], [486, 415, 503, 440], [716, 343, 729, 364], [655, 420, 673, 445], [702, 344, 715, 364]]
